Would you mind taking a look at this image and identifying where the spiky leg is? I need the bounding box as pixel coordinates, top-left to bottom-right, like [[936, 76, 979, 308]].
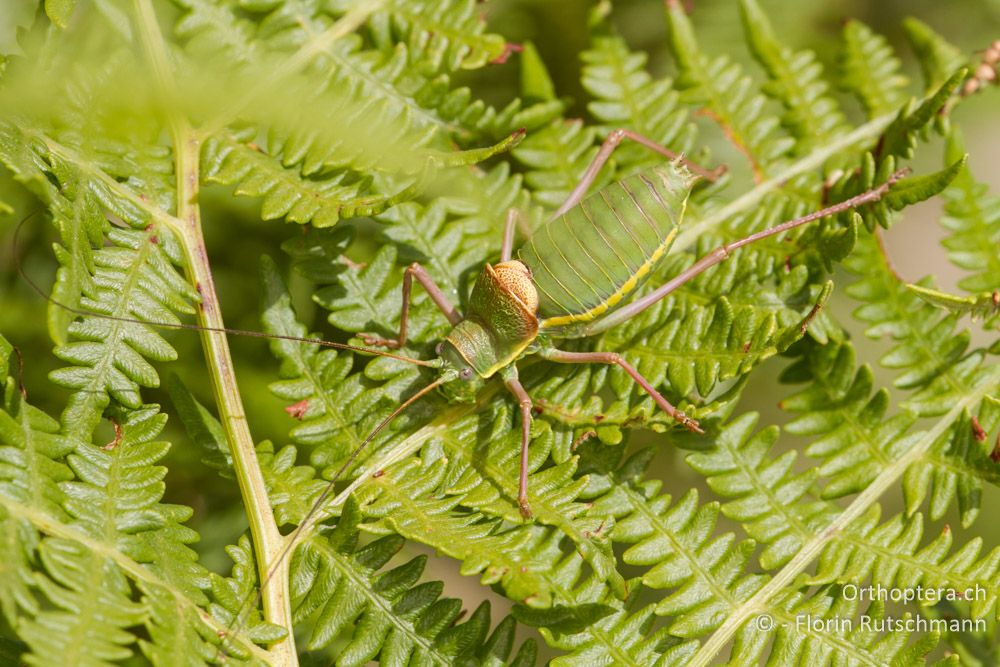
[[552, 128, 726, 218], [360, 262, 461, 349], [540, 348, 703, 434], [581, 169, 910, 336], [504, 374, 535, 518]]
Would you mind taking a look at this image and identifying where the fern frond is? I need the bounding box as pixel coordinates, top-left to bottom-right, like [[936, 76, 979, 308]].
[[844, 232, 975, 399], [589, 447, 766, 638], [581, 32, 695, 171], [0, 348, 261, 664], [907, 285, 1000, 326], [939, 131, 1000, 296], [356, 457, 549, 604], [903, 18, 968, 93], [837, 19, 909, 118], [49, 221, 197, 441], [686, 412, 834, 570], [780, 340, 1000, 527], [290, 498, 536, 664], [810, 506, 1000, 621], [403, 409, 623, 598], [600, 249, 835, 400], [739, 0, 849, 155], [260, 256, 420, 467], [730, 589, 942, 665], [665, 0, 793, 179], [513, 541, 692, 667], [367, 0, 507, 70], [514, 120, 600, 209]]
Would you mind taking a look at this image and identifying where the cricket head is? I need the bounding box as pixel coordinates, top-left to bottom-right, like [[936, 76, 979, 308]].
[[435, 337, 485, 403]]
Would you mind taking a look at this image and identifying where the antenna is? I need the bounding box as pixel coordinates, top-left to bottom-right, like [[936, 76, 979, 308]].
[[12, 214, 437, 368]]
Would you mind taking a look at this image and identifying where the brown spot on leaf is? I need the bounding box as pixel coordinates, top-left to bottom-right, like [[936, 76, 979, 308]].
[[284, 399, 309, 420], [571, 430, 597, 451], [490, 42, 523, 65], [102, 419, 123, 450], [972, 416, 987, 442]]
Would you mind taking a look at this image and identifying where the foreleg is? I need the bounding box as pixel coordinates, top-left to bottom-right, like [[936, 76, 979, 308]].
[[360, 262, 461, 349]]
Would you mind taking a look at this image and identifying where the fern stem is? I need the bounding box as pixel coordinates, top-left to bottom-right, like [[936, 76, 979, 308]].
[[131, 2, 296, 663], [688, 363, 1000, 666]]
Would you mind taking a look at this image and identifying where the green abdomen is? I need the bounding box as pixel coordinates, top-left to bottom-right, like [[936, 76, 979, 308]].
[[518, 164, 695, 330]]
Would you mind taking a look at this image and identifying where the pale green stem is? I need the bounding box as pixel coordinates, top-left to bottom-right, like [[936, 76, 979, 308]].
[[131, 2, 295, 664], [688, 364, 1000, 666]]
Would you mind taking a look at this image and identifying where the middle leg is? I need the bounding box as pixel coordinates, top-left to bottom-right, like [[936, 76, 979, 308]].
[[504, 373, 535, 518], [552, 128, 726, 218], [540, 348, 703, 434], [359, 262, 461, 349]]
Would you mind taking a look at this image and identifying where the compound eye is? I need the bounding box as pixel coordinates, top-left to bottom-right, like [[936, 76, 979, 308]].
[[460, 368, 474, 381]]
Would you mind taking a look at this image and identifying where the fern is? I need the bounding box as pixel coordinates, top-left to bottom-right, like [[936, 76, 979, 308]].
[[1, 1, 999, 665]]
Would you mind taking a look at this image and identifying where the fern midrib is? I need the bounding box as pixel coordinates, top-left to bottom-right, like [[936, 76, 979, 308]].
[[0, 493, 272, 662], [65, 229, 157, 442], [621, 485, 743, 614], [838, 527, 991, 597], [808, 377, 894, 470], [310, 536, 450, 665], [688, 363, 1000, 666]]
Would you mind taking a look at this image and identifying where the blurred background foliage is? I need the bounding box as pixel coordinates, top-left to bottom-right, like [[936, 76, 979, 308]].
[[0, 0, 998, 658]]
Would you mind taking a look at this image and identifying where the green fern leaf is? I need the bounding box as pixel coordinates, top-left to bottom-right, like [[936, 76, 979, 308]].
[[903, 18, 968, 93], [838, 19, 909, 118], [581, 32, 695, 171], [739, 0, 848, 154], [290, 498, 536, 663], [665, 0, 793, 179], [939, 131, 1000, 296]]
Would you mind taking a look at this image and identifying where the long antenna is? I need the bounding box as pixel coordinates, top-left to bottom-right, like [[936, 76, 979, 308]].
[[220, 375, 448, 657], [11, 215, 436, 368]]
